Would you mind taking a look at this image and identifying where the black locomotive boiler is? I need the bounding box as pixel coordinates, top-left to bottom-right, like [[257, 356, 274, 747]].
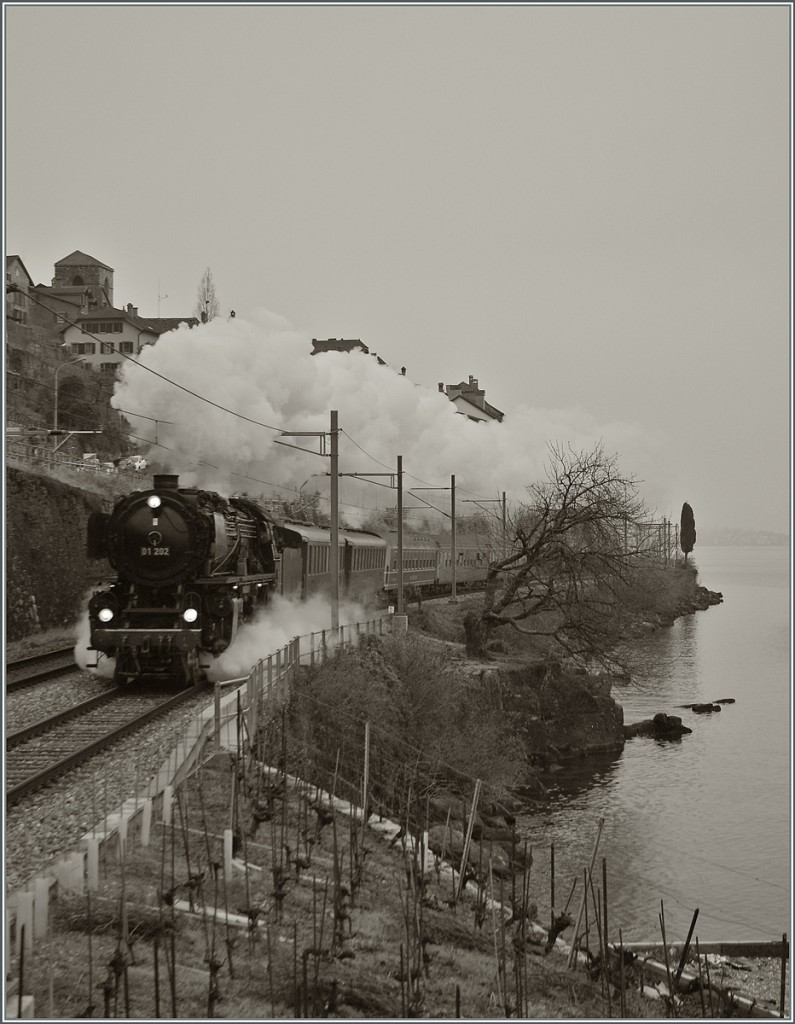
[[87, 474, 278, 685]]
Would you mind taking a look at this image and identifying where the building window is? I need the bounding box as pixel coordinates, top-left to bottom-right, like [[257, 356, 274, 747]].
[[119, 341, 133, 354], [72, 275, 84, 286], [72, 342, 96, 355], [101, 341, 115, 354], [113, 322, 122, 333], [99, 362, 117, 373]]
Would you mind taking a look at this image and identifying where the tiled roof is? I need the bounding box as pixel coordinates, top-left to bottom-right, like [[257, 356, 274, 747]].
[[54, 250, 114, 272], [137, 316, 199, 333], [74, 306, 197, 335]]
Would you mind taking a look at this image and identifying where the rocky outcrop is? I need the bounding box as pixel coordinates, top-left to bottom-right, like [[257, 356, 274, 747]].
[[623, 712, 693, 740]]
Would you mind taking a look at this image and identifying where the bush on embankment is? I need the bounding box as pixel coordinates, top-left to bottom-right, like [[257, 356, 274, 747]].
[[5, 465, 115, 640], [281, 632, 528, 814]]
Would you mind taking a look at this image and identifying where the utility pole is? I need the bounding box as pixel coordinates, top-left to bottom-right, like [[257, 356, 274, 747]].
[[397, 455, 403, 615], [275, 414, 337, 630], [450, 474, 457, 603], [330, 411, 339, 630]]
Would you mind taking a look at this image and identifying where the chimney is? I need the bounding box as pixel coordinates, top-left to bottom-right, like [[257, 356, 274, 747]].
[[438, 383, 445, 393], [153, 474, 180, 490], [468, 375, 477, 387], [400, 367, 406, 375]]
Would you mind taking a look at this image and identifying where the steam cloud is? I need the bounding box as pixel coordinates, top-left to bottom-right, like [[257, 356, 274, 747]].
[[111, 310, 666, 523], [206, 594, 377, 681]]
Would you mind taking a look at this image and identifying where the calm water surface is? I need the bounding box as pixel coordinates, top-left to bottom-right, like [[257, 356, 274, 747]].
[[518, 546, 791, 943]]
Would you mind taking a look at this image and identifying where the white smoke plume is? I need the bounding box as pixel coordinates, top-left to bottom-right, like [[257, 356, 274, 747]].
[[111, 310, 666, 522], [73, 598, 116, 680], [207, 594, 378, 681]]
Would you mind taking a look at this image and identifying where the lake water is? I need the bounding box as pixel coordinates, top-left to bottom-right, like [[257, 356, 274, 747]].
[[518, 546, 791, 944]]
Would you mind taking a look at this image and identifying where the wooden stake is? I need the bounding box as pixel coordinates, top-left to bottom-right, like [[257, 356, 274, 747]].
[[456, 778, 482, 901], [780, 932, 788, 1019], [550, 842, 555, 928], [602, 857, 611, 1017], [674, 907, 700, 984], [659, 900, 677, 1018], [566, 817, 604, 968], [703, 942, 715, 1017], [695, 937, 707, 1018], [154, 938, 161, 1018]]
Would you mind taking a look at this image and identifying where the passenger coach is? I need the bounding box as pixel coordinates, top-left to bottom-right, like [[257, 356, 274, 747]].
[[276, 522, 387, 601]]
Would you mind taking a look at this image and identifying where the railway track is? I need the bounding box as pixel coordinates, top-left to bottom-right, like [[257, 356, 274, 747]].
[[6, 646, 78, 690], [6, 685, 201, 806]]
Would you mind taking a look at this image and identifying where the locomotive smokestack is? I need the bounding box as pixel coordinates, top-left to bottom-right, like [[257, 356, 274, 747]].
[[153, 474, 180, 490]]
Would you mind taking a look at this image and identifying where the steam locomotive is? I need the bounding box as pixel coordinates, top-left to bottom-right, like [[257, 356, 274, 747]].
[[86, 474, 498, 686]]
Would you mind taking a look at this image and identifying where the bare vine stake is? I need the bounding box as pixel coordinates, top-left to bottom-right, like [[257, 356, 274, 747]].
[[154, 938, 161, 1018], [659, 901, 677, 1018], [18, 924, 25, 1020], [221, 844, 235, 979], [312, 879, 320, 1002], [455, 983, 461, 1018], [488, 863, 503, 1009], [566, 817, 604, 968], [500, 873, 507, 1010], [583, 868, 590, 962], [86, 891, 95, 1016], [585, 868, 604, 982], [134, 760, 140, 852], [780, 932, 787, 1019], [170, 818, 178, 1018], [361, 721, 371, 852], [318, 879, 329, 972], [123, 961, 131, 1018], [619, 928, 626, 1018], [694, 937, 707, 1018], [591, 885, 605, 1000], [293, 922, 299, 1018], [266, 922, 275, 1018], [550, 842, 555, 929], [457, 778, 482, 902], [602, 858, 611, 1017], [400, 944, 406, 1017], [675, 907, 700, 985], [703, 947, 715, 1018], [197, 775, 218, 964], [280, 711, 290, 876]]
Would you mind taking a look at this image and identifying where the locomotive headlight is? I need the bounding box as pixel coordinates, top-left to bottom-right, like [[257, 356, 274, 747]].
[[147, 494, 162, 509], [89, 591, 119, 623], [181, 591, 201, 624]]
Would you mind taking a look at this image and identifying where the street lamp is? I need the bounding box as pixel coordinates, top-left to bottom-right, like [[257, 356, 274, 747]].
[[53, 357, 86, 434]]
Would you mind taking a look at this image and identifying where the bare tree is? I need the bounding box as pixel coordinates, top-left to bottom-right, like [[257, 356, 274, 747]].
[[464, 442, 648, 663], [194, 267, 220, 322]]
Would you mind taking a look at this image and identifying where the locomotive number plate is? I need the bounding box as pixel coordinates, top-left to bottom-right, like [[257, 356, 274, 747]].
[[140, 546, 171, 556]]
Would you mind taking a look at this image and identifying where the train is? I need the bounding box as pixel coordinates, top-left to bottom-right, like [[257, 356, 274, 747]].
[[86, 474, 499, 686]]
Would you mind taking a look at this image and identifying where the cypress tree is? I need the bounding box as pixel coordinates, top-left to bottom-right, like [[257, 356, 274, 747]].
[[680, 502, 696, 563]]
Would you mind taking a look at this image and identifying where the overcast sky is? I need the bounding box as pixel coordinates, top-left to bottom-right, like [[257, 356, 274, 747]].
[[5, 4, 791, 534]]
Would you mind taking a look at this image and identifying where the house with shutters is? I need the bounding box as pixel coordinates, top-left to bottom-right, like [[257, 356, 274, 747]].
[[62, 303, 198, 373]]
